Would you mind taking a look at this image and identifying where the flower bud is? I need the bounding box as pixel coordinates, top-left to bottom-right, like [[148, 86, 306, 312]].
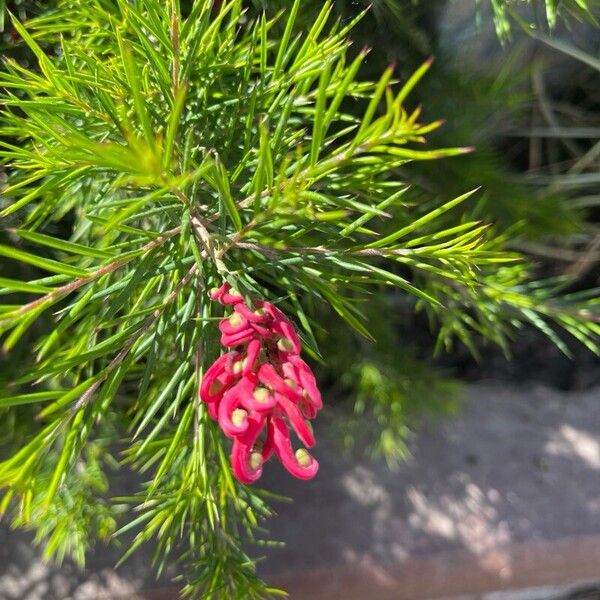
[[222, 287, 244, 305], [249, 451, 263, 470], [277, 337, 295, 352], [253, 386, 270, 403], [295, 448, 312, 467], [229, 313, 243, 327], [231, 408, 248, 427]]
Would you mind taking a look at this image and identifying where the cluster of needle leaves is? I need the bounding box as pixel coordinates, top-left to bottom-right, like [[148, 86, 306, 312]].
[[0, 0, 598, 596], [481, 0, 599, 41]]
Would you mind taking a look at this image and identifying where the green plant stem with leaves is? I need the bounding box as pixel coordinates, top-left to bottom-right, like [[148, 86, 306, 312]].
[[0, 0, 598, 597], [480, 0, 599, 41]]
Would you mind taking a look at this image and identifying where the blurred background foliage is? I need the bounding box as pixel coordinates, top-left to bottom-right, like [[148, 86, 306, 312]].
[[246, 0, 600, 461], [1, 0, 598, 466]]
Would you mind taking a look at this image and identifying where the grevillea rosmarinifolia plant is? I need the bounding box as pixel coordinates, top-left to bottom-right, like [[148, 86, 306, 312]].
[[0, 0, 598, 597], [200, 283, 321, 483]]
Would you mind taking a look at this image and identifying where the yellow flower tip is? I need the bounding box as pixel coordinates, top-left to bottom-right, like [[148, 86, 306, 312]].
[[228, 313, 243, 327], [232, 360, 243, 374], [231, 408, 248, 427], [295, 448, 312, 467], [253, 387, 270, 403], [249, 451, 263, 470], [254, 308, 266, 317], [229, 288, 242, 298], [209, 287, 220, 297], [277, 337, 294, 352], [284, 378, 297, 389]]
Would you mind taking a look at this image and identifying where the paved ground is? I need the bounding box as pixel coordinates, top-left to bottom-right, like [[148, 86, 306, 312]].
[[260, 381, 600, 598], [262, 382, 600, 570], [1, 381, 599, 599]]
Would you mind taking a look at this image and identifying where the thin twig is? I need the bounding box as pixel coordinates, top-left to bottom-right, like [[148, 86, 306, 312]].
[[232, 240, 412, 258], [191, 213, 227, 273], [1, 226, 182, 326], [204, 137, 390, 259], [71, 263, 199, 414], [566, 234, 600, 279], [170, 183, 228, 273], [532, 66, 582, 161]]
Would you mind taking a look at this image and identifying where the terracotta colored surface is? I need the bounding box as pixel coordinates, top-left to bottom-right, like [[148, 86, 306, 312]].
[[266, 535, 600, 600]]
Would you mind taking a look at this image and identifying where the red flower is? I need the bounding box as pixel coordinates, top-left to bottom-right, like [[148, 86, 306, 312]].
[[230, 413, 267, 484], [258, 301, 302, 354], [199, 352, 239, 404], [209, 282, 244, 306], [199, 282, 323, 484], [270, 417, 319, 480]]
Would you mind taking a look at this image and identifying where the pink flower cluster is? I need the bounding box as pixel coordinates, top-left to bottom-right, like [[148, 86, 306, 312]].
[[199, 283, 322, 484]]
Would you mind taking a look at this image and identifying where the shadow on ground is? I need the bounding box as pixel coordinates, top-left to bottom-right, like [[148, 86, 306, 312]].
[[258, 382, 600, 583], [0, 523, 175, 600], [0, 381, 599, 599]]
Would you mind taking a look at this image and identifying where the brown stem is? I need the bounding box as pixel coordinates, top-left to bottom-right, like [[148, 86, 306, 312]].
[[170, 134, 389, 272], [232, 240, 411, 258], [1, 226, 182, 326], [170, 183, 228, 273], [200, 139, 381, 259], [191, 213, 226, 273], [71, 263, 199, 414]]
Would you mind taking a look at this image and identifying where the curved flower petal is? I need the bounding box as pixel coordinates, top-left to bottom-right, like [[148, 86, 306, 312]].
[[208, 282, 229, 302], [259, 302, 302, 353], [206, 399, 219, 420], [236, 373, 277, 413], [221, 329, 257, 348], [271, 417, 319, 480], [280, 362, 318, 418], [221, 288, 244, 305], [218, 379, 253, 438], [276, 393, 316, 448], [208, 282, 245, 305], [249, 322, 272, 338], [234, 303, 271, 323], [219, 312, 249, 335], [230, 413, 266, 484], [199, 352, 239, 404], [261, 418, 275, 461], [231, 441, 263, 484], [299, 398, 318, 419], [259, 301, 291, 325], [257, 363, 302, 402], [287, 355, 322, 411], [243, 339, 262, 375]]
